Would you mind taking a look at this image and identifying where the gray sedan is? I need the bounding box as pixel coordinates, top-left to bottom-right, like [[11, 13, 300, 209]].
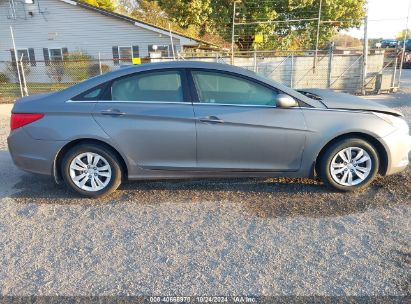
[[7, 61, 411, 197]]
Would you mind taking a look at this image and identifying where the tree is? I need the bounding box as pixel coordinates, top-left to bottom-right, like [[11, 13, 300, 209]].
[[332, 33, 362, 48], [116, 0, 140, 14], [117, 0, 199, 39], [396, 29, 411, 41], [156, 0, 366, 50], [81, 0, 115, 11]]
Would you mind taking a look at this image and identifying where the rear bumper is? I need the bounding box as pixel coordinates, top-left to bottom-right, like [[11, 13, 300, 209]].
[[7, 128, 66, 176], [381, 129, 411, 176]]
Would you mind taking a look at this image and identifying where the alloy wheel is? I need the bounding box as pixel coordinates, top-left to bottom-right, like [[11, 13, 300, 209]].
[[330, 147, 372, 186], [69, 152, 112, 192]]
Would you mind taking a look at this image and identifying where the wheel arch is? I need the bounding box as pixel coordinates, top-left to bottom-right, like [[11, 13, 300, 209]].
[[53, 138, 129, 183], [314, 132, 389, 177]]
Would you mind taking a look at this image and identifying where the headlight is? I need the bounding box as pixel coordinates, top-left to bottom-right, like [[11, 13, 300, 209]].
[[374, 112, 409, 133]]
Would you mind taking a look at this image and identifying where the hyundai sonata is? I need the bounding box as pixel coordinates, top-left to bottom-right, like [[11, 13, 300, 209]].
[[7, 61, 411, 197]]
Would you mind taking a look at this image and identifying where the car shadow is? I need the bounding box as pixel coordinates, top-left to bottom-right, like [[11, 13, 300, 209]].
[[7, 168, 409, 219]]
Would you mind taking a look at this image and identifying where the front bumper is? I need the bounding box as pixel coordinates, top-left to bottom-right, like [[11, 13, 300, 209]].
[[7, 127, 67, 176], [380, 129, 411, 176]]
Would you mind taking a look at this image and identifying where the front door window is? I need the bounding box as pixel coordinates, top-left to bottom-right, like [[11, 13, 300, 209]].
[[191, 70, 278, 106]]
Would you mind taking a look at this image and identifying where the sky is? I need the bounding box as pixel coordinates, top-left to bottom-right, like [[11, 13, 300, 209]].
[[347, 0, 411, 39]]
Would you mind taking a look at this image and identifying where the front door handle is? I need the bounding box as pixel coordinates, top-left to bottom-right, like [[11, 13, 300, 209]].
[[100, 109, 126, 116], [198, 116, 224, 124]]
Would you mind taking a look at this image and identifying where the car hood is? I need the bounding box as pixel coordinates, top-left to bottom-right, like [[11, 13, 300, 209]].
[[299, 89, 403, 117]]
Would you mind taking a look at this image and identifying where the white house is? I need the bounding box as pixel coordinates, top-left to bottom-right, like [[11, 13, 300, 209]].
[[0, 0, 210, 82]]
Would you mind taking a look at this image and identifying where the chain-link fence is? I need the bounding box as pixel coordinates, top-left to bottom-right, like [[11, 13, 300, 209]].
[[0, 57, 130, 103], [0, 48, 399, 103], [172, 48, 395, 93]]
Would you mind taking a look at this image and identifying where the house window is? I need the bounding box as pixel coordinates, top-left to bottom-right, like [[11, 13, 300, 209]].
[[148, 45, 171, 57], [43, 47, 68, 65], [16, 49, 29, 63], [119, 46, 132, 63], [10, 48, 36, 66], [49, 48, 63, 61], [112, 46, 139, 65]]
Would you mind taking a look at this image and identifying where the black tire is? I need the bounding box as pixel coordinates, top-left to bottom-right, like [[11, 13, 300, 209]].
[[318, 138, 379, 192], [61, 143, 122, 198]]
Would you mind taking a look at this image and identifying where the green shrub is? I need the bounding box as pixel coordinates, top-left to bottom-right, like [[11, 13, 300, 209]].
[[63, 51, 93, 82]]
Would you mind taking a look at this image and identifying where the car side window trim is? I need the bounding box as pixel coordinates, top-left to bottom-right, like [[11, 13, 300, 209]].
[[69, 82, 111, 102], [68, 68, 192, 104], [107, 68, 191, 103], [187, 68, 282, 108], [186, 68, 310, 108]]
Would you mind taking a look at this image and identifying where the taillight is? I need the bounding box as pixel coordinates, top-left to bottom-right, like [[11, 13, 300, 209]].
[[10, 113, 44, 130]]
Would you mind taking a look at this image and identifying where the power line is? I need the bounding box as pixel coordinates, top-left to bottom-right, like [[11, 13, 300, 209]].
[[234, 18, 318, 25]]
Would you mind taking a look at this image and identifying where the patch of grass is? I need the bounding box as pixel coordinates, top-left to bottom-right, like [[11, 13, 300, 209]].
[[0, 83, 72, 103]]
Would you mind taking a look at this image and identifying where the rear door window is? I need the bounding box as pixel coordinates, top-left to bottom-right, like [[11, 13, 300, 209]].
[[111, 70, 184, 102]]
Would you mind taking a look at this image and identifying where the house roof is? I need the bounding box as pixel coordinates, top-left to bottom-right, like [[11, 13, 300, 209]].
[[59, 0, 218, 48]]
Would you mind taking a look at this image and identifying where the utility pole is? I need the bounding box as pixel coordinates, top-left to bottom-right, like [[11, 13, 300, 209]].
[[231, 1, 237, 65], [313, 0, 323, 72], [361, 1, 369, 95], [398, 0, 411, 89]]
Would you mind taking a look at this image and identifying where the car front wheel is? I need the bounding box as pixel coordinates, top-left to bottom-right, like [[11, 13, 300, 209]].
[[61, 143, 122, 198], [319, 138, 379, 191]]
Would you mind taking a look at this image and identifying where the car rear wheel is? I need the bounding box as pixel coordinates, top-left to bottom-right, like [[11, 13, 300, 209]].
[[318, 138, 379, 191], [61, 144, 122, 198]]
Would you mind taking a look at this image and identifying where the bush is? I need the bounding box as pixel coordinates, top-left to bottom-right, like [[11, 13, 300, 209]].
[[0, 72, 10, 83], [63, 51, 93, 82], [88, 63, 111, 77], [4, 62, 30, 82], [46, 61, 65, 83]]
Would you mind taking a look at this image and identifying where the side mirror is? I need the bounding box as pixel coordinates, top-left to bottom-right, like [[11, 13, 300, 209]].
[[276, 94, 298, 108]]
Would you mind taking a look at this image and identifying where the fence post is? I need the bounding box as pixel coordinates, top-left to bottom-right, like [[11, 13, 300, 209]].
[[361, 1, 369, 95], [230, 1, 236, 65], [253, 48, 257, 72], [391, 53, 398, 90], [10, 26, 24, 98], [397, 0, 411, 89], [313, 0, 323, 72], [168, 23, 176, 60], [19, 55, 28, 96], [98, 52, 103, 75], [327, 42, 334, 88], [290, 54, 294, 88]]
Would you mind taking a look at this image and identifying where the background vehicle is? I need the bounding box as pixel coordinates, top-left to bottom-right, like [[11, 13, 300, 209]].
[[403, 39, 411, 51], [7, 62, 411, 197], [379, 39, 398, 48]]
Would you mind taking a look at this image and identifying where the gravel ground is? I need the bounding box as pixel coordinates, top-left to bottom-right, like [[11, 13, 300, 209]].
[[0, 106, 9, 151], [0, 77, 410, 297]]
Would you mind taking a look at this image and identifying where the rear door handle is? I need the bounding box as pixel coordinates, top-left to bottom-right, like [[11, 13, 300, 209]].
[[198, 116, 224, 124], [100, 109, 126, 116]]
